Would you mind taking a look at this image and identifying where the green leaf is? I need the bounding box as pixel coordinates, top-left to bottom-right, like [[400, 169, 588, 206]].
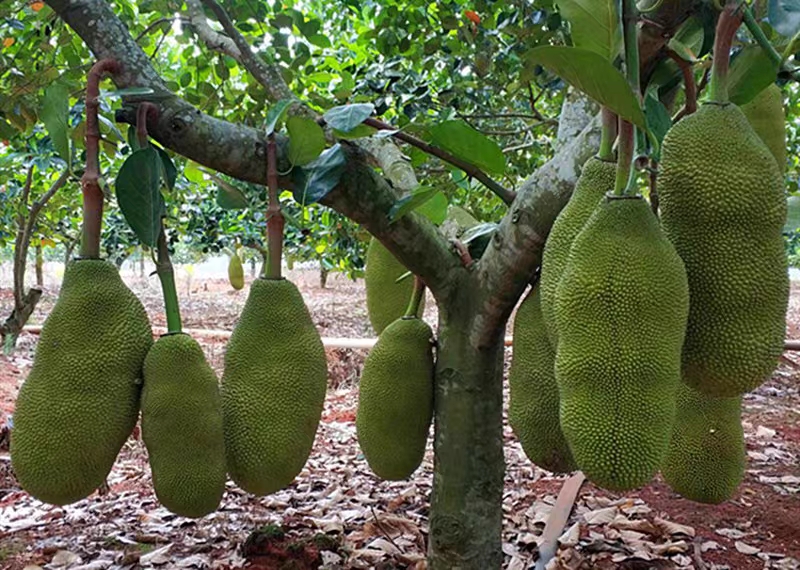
[[265, 98, 293, 135], [555, 0, 621, 61], [429, 121, 506, 175], [728, 46, 779, 106], [307, 34, 332, 48], [644, 93, 671, 160], [323, 103, 374, 132], [769, 0, 800, 37], [114, 147, 164, 247], [215, 179, 249, 209], [287, 115, 326, 166], [97, 114, 126, 143], [0, 117, 16, 139], [416, 190, 448, 224], [525, 46, 646, 130], [291, 143, 346, 204], [184, 160, 205, 184], [154, 145, 177, 190], [40, 84, 70, 163], [333, 125, 377, 139], [388, 186, 447, 223]]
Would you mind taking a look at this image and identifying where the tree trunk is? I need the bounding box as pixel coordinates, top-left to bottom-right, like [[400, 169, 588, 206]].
[[428, 304, 507, 569], [64, 238, 77, 264], [319, 266, 329, 289], [1, 288, 43, 355], [35, 244, 44, 287], [139, 246, 145, 277]]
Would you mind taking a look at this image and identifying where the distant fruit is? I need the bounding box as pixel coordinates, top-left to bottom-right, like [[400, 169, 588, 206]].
[[365, 238, 424, 334], [228, 253, 244, 290], [356, 316, 434, 480], [142, 333, 226, 517], [221, 278, 327, 495], [11, 260, 152, 505]]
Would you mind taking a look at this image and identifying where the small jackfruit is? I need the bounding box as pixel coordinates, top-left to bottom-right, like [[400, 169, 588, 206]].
[[508, 285, 575, 474], [740, 84, 785, 172], [555, 195, 689, 491], [356, 316, 434, 480], [141, 333, 226, 517], [540, 157, 617, 343], [228, 254, 244, 290], [661, 382, 745, 504], [11, 259, 152, 505], [659, 103, 788, 397], [221, 278, 327, 496], [365, 238, 424, 335]]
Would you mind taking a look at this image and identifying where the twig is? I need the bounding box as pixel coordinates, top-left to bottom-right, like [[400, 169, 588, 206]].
[[458, 112, 549, 120], [666, 48, 697, 115], [369, 506, 401, 552], [692, 538, 709, 570], [184, 0, 241, 59], [361, 117, 516, 205], [134, 17, 185, 42]]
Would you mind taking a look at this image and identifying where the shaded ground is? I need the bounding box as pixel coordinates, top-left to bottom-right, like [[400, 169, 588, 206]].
[[0, 270, 798, 569]]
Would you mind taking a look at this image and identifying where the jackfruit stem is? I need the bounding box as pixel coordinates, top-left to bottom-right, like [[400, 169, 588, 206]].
[[614, 120, 635, 196], [266, 137, 284, 280], [708, 3, 744, 103], [405, 275, 426, 318], [598, 108, 617, 162], [155, 224, 182, 334]]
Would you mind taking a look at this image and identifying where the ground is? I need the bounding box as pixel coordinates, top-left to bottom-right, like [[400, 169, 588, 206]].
[[0, 265, 798, 569]]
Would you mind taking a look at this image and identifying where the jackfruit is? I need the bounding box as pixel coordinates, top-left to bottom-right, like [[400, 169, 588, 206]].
[[740, 84, 785, 172], [11, 259, 152, 505], [555, 195, 689, 491], [356, 316, 434, 480], [508, 285, 575, 473], [659, 103, 788, 397], [141, 333, 226, 517], [365, 238, 424, 335], [661, 382, 745, 504], [228, 253, 244, 290], [221, 278, 327, 495], [540, 157, 617, 343], [446, 205, 479, 230]]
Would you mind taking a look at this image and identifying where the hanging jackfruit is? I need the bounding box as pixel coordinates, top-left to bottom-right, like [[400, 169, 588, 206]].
[[740, 84, 785, 172], [228, 253, 244, 290], [365, 238, 424, 335], [141, 333, 226, 517], [221, 278, 327, 496], [555, 195, 689, 491], [659, 103, 788, 397], [11, 260, 152, 505], [508, 285, 575, 474], [661, 382, 745, 504], [356, 316, 434, 480], [540, 157, 617, 343]]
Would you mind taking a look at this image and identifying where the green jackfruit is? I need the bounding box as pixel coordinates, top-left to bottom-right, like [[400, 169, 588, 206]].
[[508, 285, 575, 474], [11, 259, 152, 505], [228, 254, 244, 290], [741, 84, 786, 172], [356, 316, 434, 480], [221, 278, 327, 495], [365, 238, 424, 335], [540, 157, 617, 343], [661, 382, 745, 504], [142, 333, 226, 517], [555, 195, 689, 491], [659, 103, 788, 397], [446, 205, 479, 230]]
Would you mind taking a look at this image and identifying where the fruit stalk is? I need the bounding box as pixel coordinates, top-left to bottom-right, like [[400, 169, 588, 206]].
[[136, 102, 158, 149], [598, 107, 617, 161], [156, 224, 182, 334], [266, 136, 284, 280], [708, 2, 744, 103], [80, 59, 120, 259], [614, 120, 635, 196], [404, 275, 426, 318]]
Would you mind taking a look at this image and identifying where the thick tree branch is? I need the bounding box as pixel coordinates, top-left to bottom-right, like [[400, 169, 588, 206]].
[[184, 0, 241, 60], [13, 166, 36, 309]]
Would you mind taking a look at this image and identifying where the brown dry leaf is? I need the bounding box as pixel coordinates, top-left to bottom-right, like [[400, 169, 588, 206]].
[[734, 540, 761, 555], [653, 517, 695, 537], [583, 506, 617, 525]]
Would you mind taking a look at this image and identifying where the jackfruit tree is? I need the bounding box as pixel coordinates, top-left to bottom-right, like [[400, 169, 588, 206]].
[[5, 0, 799, 568]]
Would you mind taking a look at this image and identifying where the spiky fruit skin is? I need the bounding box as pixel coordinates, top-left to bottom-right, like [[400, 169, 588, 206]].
[[661, 382, 745, 504], [508, 286, 576, 474], [540, 157, 617, 344], [741, 84, 786, 172], [356, 317, 434, 480], [142, 334, 226, 517], [659, 103, 788, 397], [365, 238, 424, 335], [555, 196, 689, 492], [228, 254, 244, 290], [11, 260, 152, 505], [221, 278, 327, 496]]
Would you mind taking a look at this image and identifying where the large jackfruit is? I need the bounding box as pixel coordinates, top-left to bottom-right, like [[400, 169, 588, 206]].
[[661, 382, 745, 504], [356, 316, 434, 480], [741, 84, 785, 172], [659, 103, 788, 397], [540, 157, 617, 343], [221, 278, 327, 495], [555, 195, 689, 491], [142, 333, 226, 517], [11, 260, 152, 505], [509, 285, 575, 473], [365, 238, 424, 335]]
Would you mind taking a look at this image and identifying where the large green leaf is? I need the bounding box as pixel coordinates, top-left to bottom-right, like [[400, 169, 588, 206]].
[[287, 115, 326, 166], [644, 92, 672, 160], [114, 147, 164, 247], [323, 103, 374, 132], [389, 186, 448, 223], [40, 84, 70, 164], [555, 0, 621, 61], [525, 46, 646, 130], [292, 143, 347, 204], [265, 98, 293, 135], [728, 46, 779, 106], [216, 183, 249, 210], [154, 145, 177, 191], [429, 120, 505, 175]]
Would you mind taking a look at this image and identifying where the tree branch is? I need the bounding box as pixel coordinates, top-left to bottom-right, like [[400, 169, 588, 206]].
[[184, 0, 241, 59]]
